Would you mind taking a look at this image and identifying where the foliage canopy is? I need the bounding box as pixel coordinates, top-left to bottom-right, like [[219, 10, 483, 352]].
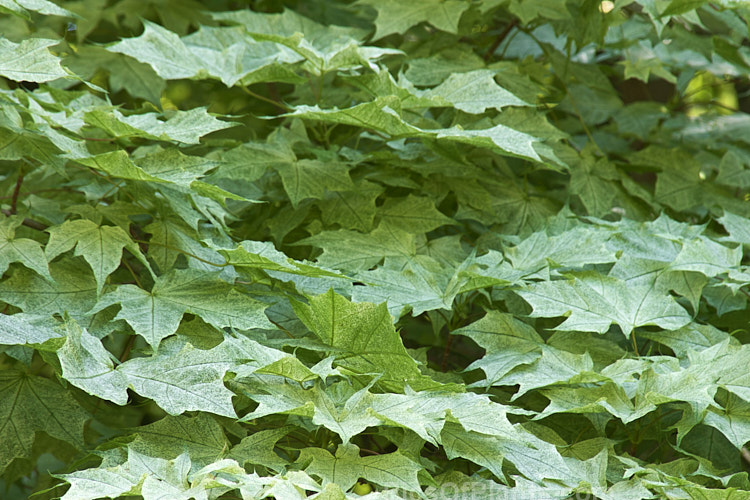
[[2, 0, 750, 498]]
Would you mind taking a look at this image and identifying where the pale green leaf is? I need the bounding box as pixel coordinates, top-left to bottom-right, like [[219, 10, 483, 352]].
[[352, 259, 460, 318], [298, 225, 416, 271], [228, 426, 295, 472], [76, 150, 166, 183], [127, 413, 229, 469], [359, 0, 472, 39], [218, 239, 345, 278], [87, 106, 235, 145], [212, 9, 399, 75], [291, 289, 435, 390], [539, 383, 635, 422], [108, 21, 204, 79], [704, 393, 750, 450], [273, 159, 352, 207], [238, 379, 381, 443], [298, 443, 421, 493], [453, 311, 544, 385]]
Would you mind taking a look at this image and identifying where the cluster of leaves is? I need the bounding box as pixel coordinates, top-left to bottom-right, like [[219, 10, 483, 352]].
[[3, 0, 750, 498]]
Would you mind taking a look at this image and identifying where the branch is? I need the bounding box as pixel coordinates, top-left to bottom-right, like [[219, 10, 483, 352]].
[[484, 19, 519, 61], [1, 209, 49, 231], [10, 171, 24, 214]]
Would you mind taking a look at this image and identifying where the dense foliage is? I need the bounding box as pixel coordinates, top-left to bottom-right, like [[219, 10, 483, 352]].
[[2, 0, 750, 498]]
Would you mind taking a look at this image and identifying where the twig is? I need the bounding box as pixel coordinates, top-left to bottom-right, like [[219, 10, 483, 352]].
[[10, 171, 24, 214], [241, 84, 290, 113], [742, 446, 750, 465], [118, 335, 136, 363], [441, 333, 454, 372], [484, 19, 519, 61], [631, 333, 640, 357]]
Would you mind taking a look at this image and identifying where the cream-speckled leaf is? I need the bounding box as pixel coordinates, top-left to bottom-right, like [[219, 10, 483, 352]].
[[0, 0, 74, 18], [423, 70, 529, 113], [108, 21, 204, 79], [212, 8, 400, 75], [0, 313, 62, 346], [45, 219, 138, 293], [0, 216, 51, 280], [517, 271, 692, 336], [286, 97, 544, 161], [94, 269, 274, 349], [57, 317, 129, 405], [0, 38, 67, 82], [117, 335, 286, 417]]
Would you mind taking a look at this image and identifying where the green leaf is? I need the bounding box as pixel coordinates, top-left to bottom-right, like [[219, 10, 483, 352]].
[[359, 0, 472, 39], [369, 389, 518, 445], [273, 158, 353, 207], [87, 106, 235, 144], [0, 257, 98, 317], [316, 179, 383, 232], [0, 37, 67, 82], [377, 195, 455, 233], [352, 257, 462, 317], [127, 413, 229, 468], [238, 379, 381, 443], [76, 150, 166, 182], [218, 239, 345, 279], [228, 426, 295, 472], [441, 421, 574, 485], [94, 269, 274, 349], [298, 225, 416, 271], [0, 370, 88, 474], [298, 443, 421, 493], [291, 289, 435, 390], [212, 9, 400, 75], [704, 392, 750, 450], [107, 20, 204, 80], [65, 46, 166, 104], [453, 311, 544, 385], [0, 0, 75, 18]]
